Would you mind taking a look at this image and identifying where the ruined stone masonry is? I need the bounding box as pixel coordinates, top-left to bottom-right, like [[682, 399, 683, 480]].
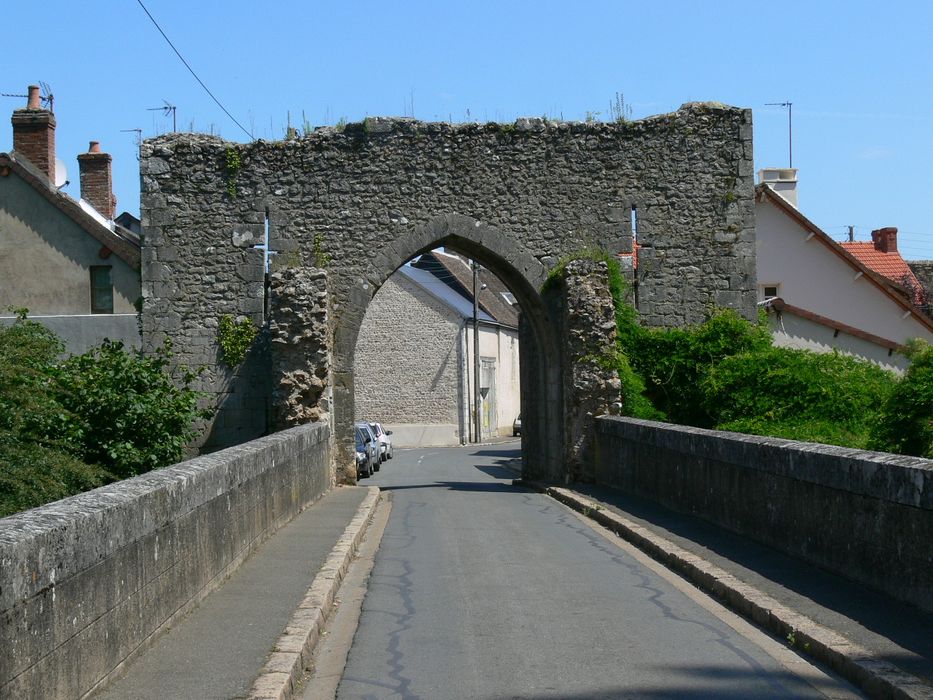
[[139, 103, 756, 481]]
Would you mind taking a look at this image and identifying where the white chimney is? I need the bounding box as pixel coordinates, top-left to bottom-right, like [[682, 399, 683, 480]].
[[758, 168, 798, 208]]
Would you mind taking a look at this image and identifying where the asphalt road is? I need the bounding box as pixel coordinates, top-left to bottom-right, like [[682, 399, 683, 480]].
[[336, 441, 857, 699]]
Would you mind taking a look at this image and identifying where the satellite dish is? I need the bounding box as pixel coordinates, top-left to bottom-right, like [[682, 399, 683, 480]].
[[54, 158, 68, 188]]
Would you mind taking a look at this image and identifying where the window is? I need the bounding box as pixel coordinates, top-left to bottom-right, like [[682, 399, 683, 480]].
[[90, 266, 113, 314], [760, 283, 780, 300]]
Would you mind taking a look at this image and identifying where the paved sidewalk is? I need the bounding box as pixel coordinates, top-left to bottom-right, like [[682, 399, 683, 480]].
[[92, 486, 370, 700], [563, 482, 933, 692]]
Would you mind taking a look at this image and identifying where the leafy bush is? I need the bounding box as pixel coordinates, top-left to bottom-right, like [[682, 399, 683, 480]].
[[53, 340, 207, 479], [0, 431, 112, 518], [621, 309, 772, 427], [0, 318, 207, 516], [869, 340, 933, 457], [0, 318, 71, 449], [704, 346, 896, 448]]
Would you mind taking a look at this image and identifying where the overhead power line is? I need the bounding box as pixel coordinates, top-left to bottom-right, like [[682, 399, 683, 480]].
[[135, 0, 252, 140]]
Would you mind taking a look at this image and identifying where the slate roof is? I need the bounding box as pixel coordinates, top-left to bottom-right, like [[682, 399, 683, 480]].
[[0, 151, 140, 269], [839, 241, 924, 306], [412, 250, 520, 328], [397, 266, 496, 322]]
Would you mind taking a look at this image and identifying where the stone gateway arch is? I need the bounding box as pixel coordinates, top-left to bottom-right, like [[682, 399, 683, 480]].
[[139, 103, 756, 483]]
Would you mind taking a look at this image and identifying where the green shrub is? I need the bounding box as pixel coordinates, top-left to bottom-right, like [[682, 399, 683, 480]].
[[0, 317, 70, 448], [869, 340, 933, 457], [0, 430, 113, 518], [622, 309, 772, 427], [218, 315, 257, 366], [53, 340, 207, 479], [704, 346, 895, 448]]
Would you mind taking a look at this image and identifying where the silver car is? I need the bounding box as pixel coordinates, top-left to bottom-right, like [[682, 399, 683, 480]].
[[369, 422, 393, 461]]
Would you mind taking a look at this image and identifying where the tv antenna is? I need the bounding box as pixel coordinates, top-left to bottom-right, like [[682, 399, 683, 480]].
[[147, 100, 176, 131], [765, 101, 793, 167], [121, 128, 143, 160], [2, 81, 54, 112]]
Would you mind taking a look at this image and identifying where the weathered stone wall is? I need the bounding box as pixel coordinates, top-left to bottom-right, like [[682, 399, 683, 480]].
[[0, 423, 331, 700], [552, 259, 622, 481], [595, 417, 933, 612], [908, 260, 933, 314], [140, 103, 755, 458], [269, 267, 330, 428], [354, 273, 462, 426]]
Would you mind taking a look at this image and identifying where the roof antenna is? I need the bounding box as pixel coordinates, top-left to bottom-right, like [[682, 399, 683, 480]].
[[2, 81, 54, 111], [765, 101, 793, 167], [121, 128, 143, 161], [147, 100, 177, 131]]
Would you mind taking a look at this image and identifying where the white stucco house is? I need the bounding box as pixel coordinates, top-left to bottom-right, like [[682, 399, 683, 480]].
[[354, 250, 521, 447], [755, 169, 933, 372]]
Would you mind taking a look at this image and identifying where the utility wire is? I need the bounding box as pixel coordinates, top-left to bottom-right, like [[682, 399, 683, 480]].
[[135, 0, 253, 140]]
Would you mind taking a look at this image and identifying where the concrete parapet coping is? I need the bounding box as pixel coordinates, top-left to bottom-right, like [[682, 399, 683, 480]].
[[597, 416, 933, 510], [521, 480, 933, 700], [247, 486, 380, 700], [0, 422, 328, 612]]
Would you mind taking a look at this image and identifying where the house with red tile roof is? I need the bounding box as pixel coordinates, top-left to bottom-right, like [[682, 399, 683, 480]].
[[755, 169, 933, 372], [839, 228, 926, 307]]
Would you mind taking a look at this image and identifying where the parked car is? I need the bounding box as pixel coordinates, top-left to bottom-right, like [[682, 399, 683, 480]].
[[355, 426, 376, 478], [369, 422, 393, 461], [355, 421, 381, 472], [513, 414, 522, 437]]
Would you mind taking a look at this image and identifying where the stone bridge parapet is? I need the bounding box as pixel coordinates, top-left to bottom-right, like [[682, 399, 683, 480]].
[[596, 416, 933, 612], [0, 424, 331, 700]]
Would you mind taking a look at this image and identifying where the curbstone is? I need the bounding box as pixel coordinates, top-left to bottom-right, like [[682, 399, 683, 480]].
[[516, 479, 933, 700], [246, 486, 380, 700]]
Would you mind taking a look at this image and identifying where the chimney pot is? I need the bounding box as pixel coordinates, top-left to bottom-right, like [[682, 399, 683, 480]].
[[26, 85, 41, 110], [88, 140, 101, 153], [11, 85, 56, 182]]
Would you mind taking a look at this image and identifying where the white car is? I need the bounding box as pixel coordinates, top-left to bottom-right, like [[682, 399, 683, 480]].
[[369, 422, 393, 461]]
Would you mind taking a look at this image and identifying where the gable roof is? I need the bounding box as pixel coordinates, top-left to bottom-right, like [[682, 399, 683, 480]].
[[755, 184, 933, 333], [0, 151, 140, 269], [412, 250, 520, 328], [397, 265, 497, 322], [839, 241, 924, 305]]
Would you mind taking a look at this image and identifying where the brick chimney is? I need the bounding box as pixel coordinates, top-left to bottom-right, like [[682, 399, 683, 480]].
[[77, 141, 116, 220], [11, 85, 56, 183], [871, 227, 898, 253]]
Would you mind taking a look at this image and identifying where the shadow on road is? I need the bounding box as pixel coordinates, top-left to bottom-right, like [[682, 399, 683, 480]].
[[572, 482, 933, 684], [378, 480, 530, 493]]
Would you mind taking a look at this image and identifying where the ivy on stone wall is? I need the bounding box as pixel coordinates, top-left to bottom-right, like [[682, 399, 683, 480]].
[[217, 315, 257, 367], [225, 147, 241, 199]]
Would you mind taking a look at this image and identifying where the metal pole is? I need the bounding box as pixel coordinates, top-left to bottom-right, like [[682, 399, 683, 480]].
[[788, 102, 793, 168], [472, 262, 481, 443]]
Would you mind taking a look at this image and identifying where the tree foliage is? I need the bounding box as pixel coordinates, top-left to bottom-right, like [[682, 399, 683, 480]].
[[53, 339, 208, 479], [868, 340, 933, 457], [702, 346, 895, 448], [0, 318, 207, 517]]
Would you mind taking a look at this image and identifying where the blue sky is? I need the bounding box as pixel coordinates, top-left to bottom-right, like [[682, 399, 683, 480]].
[[5, 1, 933, 258]]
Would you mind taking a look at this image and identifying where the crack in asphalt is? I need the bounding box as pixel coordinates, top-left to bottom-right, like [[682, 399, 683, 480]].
[[534, 495, 793, 696], [340, 499, 423, 699]]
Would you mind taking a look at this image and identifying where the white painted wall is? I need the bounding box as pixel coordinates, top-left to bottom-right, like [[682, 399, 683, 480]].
[[756, 197, 933, 352], [766, 310, 908, 373], [464, 322, 521, 438]]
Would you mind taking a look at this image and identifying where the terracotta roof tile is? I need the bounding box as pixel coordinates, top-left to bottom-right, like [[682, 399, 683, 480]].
[[839, 242, 924, 305]]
